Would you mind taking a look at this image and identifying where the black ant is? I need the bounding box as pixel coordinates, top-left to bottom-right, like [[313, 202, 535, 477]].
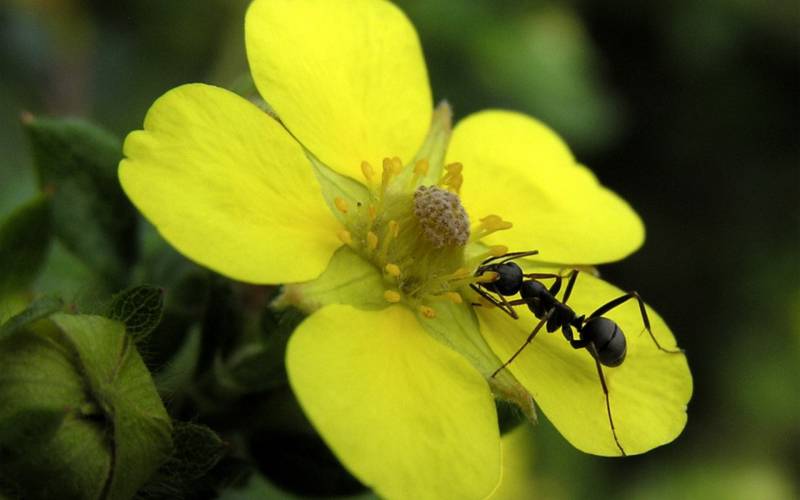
[[470, 250, 683, 456]]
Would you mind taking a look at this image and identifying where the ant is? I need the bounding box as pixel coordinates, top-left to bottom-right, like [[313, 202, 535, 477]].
[[470, 250, 683, 455]]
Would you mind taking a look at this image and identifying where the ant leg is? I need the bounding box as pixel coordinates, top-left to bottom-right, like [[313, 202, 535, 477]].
[[478, 250, 540, 267], [560, 270, 580, 304], [589, 292, 684, 354], [469, 284, 518, 319], [588, 345, 626, 456], [491, 310, 553, 378], [563, 326, 625, 455], [497, 250, 540, 264]]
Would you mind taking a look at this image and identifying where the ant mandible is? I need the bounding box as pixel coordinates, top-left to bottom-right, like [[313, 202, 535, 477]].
[[470, 250, 683, 456]]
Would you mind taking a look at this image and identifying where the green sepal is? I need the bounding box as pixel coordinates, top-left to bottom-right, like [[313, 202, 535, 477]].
[[306, 151, 370, 226], [0, 295, 63, 341], [23, 115, 138, 288], [417, 299, 536, 421], [0, 314, 172, 500], [395, 100, 453, 187], [108, 285, 165, 342], [272, 247, 387, 313], [0, 195, 51, 298]]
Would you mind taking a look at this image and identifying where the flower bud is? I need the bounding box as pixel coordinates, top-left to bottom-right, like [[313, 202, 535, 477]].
[[0, 313, 172, 499]]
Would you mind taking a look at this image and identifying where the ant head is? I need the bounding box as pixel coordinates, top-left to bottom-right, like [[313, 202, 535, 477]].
[[582, 317, 627, 367], [481, 261, 523, 296]]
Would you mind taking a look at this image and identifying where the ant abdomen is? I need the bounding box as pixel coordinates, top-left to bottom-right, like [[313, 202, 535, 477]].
[[582, 317, 627, 367]]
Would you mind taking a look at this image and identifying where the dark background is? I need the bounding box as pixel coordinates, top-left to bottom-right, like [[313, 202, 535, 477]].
[[1, 0, 798, 498]]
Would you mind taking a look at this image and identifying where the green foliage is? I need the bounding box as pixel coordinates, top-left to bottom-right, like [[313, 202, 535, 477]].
[[0, 312, 172, 500], [0, 195, 51, 298], [23, 116, 138, 289], [136, 421, 230, 499], [0, 295, 62, 341], [109, 285, 165, 342]]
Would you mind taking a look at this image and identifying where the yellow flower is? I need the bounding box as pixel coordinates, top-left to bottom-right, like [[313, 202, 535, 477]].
[[119, 0, 692, 498]]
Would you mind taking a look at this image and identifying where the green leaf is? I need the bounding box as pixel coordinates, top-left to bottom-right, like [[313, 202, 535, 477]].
[[23, 115, 138, 288], [137, 421, 229, 499], [0, 295, 63, 341], [108, 285, 165, 342], [0, 195, 51, 298]]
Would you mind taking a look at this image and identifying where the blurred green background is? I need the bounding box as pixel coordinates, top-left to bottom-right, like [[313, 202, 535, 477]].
[[1, 0, 798, 498]]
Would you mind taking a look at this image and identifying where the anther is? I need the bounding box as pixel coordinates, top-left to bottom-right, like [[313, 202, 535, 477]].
[[391, 156, 403, 172], [476, 271, 499, 284], [414, 159, 429, 176], [337, 229, 353, 246], [334, 197, 349, 214], [388, 220, 399, 238], [445, 162, 463, 175], [471, 214, 513, 241], [367, 231, 379, 251], [384, 290, 402, 303], [489, 245, 509, 257], [409, 158, 430, 188], [361, 161, 374, 182], [419, 305, 437, 318], [446, 292, 463, 304], [385, 263, 401, 277], [381, 157, 402, 194], [431, 291, 463, 304]]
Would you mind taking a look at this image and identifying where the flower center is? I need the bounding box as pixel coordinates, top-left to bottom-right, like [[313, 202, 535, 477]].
[[413, 185, 470, 248], [332, 157, 512, 318]]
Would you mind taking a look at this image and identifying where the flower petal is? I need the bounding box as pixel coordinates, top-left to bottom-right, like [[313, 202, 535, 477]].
[[245, 0, 432, 179], [449, 110, 644, 264], [287, 304, 501, 499], [489, 425, 536, 500], [477, 270, 692, 456], [119, 84, 341, 283]]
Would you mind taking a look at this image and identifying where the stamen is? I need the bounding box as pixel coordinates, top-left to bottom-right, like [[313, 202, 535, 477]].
[[334, 197, 349, 214], [475, 271, 499, 284], [471, 214, 513, 241], [444, 162, 463, 175], [391, 156, 403, 171], [381, 157, 403, 194], [367, 231, 379, 251], [384, 290, 402, 303], [489, 245, 509, 257], [430, 291, 463, 304], [378, 220, 399, 261], [414, 159, 429, 176], [385, 263, 401, 277], [409, 158, 430, 188], [419, 305, 437, 319], [337, 229, 353, 246], [469, 245, 510, 268], [361, 161, 375, 183]]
